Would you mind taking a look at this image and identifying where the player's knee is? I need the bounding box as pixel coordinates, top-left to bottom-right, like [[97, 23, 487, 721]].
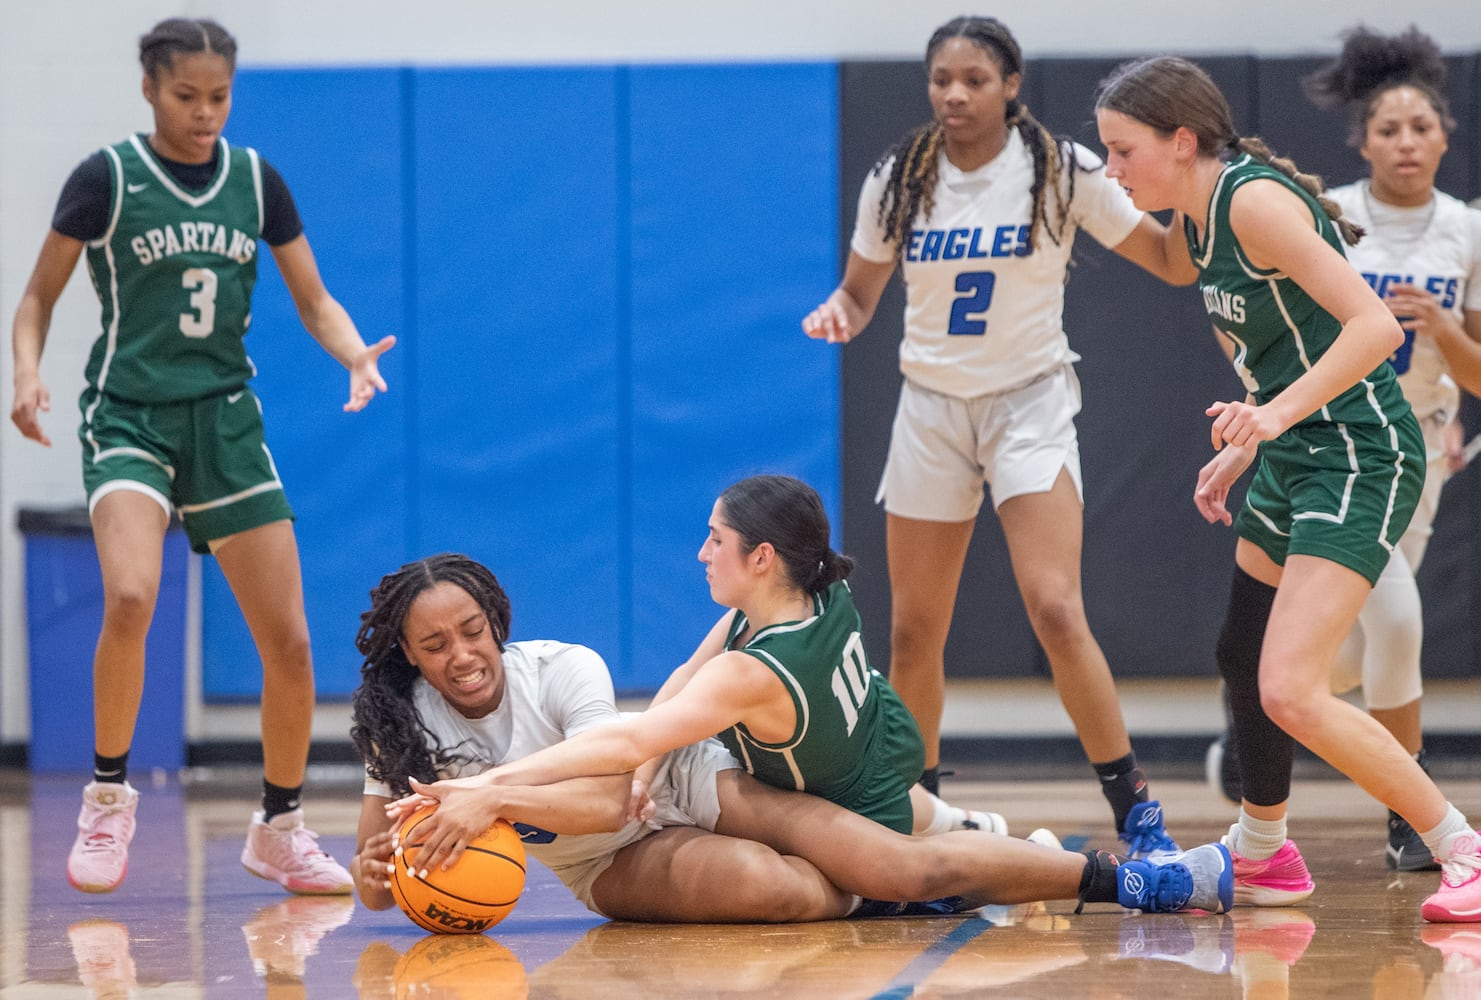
[[101, 582, 159, 633], [1022, 589, 1086, 648], [1257, 677, 1319, 737]]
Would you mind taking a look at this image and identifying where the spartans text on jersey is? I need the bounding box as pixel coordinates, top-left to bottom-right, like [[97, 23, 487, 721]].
[[130, 221, 257, 266], [1201, 283, 1247, 324]]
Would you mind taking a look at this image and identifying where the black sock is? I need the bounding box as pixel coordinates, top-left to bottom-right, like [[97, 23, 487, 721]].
[[1075, 850, 1127, 914], [919, 766, 940, 797], [94, 751, 129, 785], [262, 780, 302, 821], [1093, 753, 1147, 833]]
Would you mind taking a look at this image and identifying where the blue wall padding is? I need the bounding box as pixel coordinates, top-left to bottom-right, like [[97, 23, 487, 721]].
[[196, 63, 842, 699], [624, 63, 840, 687], [202, 68, 411, 697], [409, 67, 625, 665]]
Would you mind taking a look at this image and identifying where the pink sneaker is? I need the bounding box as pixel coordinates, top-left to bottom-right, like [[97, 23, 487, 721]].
[[1422, 829, 1481, 923], [67, 781, 138, 893], [1227, 839, 1315, 906], [67, 919, 137, 989], [241, 809, 353, 896], [242, 896, 355, 978]]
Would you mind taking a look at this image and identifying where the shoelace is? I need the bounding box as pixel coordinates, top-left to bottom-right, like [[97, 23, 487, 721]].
[[80, 832, 121, 854], [1441, 849, 1481, 887], [275, 826, 337, 870]]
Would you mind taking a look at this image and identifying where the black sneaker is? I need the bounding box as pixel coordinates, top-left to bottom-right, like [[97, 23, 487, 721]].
[[1387, 811, 1440, 871], [852, 896, 980, 918]]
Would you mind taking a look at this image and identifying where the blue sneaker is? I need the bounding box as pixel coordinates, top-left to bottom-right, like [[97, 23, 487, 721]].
[[1118, 843, 1233, 914], [1120, 800, 1181, 863]]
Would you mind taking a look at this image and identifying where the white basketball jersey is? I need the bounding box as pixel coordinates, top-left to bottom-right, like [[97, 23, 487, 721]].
[[851, 129, 1142, 398], [1328, 182, 1481, 422], [363, 639, 654, 873]]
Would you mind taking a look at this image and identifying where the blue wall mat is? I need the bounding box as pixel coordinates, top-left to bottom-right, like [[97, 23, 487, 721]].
[[201, 68, 411, 699], [409, 68, 624, 668], [624, 63, 840, 690]]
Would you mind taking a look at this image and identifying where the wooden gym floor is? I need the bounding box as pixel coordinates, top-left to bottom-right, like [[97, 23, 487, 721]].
[[2, 767, 1479, 999]]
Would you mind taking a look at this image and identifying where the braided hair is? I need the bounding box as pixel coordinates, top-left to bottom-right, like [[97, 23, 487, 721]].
[[1303, 25, 1455, 145], [350, 554, 512, 798], [717, 475, 854, 595], [873, 16, 1081, 257], [139, 18, 237, 79], [1096, 55, 1365, 247]]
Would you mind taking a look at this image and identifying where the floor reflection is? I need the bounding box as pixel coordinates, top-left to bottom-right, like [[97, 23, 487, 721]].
[[3, 773, 1476, 998]]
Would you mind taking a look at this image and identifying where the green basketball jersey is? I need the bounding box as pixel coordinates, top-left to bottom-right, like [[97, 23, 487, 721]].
[[82, 134, 263, 403], [716, 580, 924, 832], [1187, 155, 1410, 428]]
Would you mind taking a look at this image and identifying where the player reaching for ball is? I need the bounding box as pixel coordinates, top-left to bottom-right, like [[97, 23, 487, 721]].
[[9, 17, 393, 896], [350, 546, 1232, 922]]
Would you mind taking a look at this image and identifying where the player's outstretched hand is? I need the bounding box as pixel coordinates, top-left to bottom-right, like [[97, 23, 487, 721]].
[[802, 300, 857, 344], [345, 335, 397, 412], [398, 777, 501, 875]]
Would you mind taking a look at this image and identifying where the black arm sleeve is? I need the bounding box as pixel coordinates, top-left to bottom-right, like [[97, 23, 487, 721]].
[[259, 157, 305, 247], [51, 152, 113, 242]]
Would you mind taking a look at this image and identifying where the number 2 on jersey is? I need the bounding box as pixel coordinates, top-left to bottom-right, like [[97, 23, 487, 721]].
[[179, 267, 218, 338], [831, 632, 872, 736], [948, 270, 995, 335]]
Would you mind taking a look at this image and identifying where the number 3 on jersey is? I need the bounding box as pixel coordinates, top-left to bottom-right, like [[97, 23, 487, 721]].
[[948, 271, 995, 335], [179, 267, 218, 338], [831, 633, 873, 736]]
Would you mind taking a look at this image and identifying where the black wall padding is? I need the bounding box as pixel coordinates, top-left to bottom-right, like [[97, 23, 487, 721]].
[[838, 53, 1481, 681]]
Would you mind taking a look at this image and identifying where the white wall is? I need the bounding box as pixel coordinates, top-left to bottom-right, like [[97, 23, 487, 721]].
[[2, 0, 1478, 745]]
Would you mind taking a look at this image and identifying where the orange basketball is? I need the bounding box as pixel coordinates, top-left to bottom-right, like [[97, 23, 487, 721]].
[[389, 805, 527, 935]]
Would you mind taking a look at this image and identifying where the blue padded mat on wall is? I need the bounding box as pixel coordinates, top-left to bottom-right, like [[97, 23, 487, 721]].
[[624, 62, 840, 690], [201, 68, 410, 698], [409, 67, 625, 669]]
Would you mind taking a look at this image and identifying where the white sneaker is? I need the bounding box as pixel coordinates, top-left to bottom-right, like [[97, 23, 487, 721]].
[[957, 809, 1009, 835], [67, 781, 139, 893], [241, 809, 353, 896]]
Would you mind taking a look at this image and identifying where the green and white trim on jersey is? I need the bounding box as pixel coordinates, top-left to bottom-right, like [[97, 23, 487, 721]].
[[82, 134, 264, 413], [716, 581, 923, 833], [1188, 154, 1409, 431]]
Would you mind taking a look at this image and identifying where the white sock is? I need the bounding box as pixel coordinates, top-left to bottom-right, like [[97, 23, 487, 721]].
[[1419, 804, 1471, 859], [918, 793, 957, 837], [1227, 809, 1286, 860]]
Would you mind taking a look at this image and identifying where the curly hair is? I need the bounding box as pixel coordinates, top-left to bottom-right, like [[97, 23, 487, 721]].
[[349, 554, 512, 798], [873, 16, 1083, 257], [1303, 24, 1455, 146]]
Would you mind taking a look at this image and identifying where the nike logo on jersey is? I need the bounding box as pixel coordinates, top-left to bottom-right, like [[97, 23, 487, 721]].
[[1308, 445, 1328, 455], [127, 182, 148, 194], [227, 390, 245, 404]]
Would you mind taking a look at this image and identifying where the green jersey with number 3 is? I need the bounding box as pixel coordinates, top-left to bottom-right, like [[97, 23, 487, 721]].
[[716, 580, 925, 832], [82, 134, 262, 403]]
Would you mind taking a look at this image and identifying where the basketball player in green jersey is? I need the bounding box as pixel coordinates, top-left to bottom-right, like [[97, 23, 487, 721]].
[[1095, 55, 1481, 924], [10, 17, 393, 895]]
